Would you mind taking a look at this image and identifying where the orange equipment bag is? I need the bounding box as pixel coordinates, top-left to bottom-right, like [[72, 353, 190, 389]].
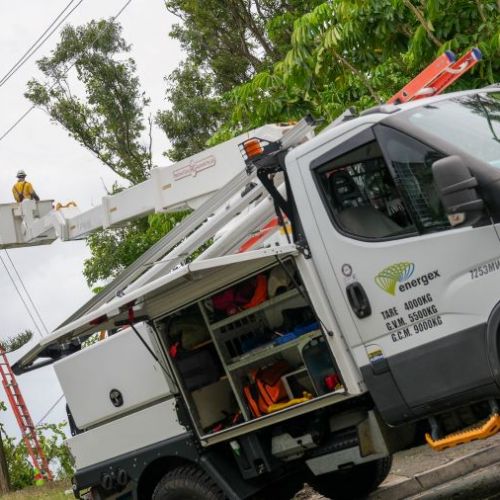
[[242, 274, 268, 310], [244, 360, 290, 418]]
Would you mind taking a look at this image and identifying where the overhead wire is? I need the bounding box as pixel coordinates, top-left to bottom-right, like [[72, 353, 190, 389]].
[[0, 252, 44, 338], [0, 0, 135, 334], [0, 0, 134, 144], [3, 250, 50, 335], [36, 393, 65, 426], [0, 0, 85, 89], [0, 105, 36, 143]]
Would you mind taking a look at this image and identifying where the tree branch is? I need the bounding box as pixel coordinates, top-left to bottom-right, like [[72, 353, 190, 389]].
[[231, 0, 276, 59], [333, 50, 381, 101], [475, 0, 487, 22], [402, 0, 442, 47], [148, 114, 153, 170]]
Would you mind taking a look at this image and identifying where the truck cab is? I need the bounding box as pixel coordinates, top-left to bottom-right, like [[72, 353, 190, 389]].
[[284, 88, 500, 428]]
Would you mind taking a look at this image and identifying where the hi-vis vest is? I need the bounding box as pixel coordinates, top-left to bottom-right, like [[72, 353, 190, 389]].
[[12, 181, 35, 202]]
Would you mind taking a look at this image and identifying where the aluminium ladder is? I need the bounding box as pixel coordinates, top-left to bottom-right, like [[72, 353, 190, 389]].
[[0, 349, 53, 481]]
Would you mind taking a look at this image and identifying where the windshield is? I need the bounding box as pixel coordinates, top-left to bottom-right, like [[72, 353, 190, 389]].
[[400, 91, 500, 168]]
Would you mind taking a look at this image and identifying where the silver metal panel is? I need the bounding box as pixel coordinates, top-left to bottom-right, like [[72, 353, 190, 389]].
[[54, 324, 172, 429], [0, 200, 55, 247], [67, 399, 185, 470]]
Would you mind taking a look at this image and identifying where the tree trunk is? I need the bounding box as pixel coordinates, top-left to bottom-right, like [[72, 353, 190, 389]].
[[0, 434, 11, 493]]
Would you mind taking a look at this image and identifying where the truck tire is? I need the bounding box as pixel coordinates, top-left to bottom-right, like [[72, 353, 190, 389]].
[[307, 455, 392, 499], [152, 465, 225, 500]]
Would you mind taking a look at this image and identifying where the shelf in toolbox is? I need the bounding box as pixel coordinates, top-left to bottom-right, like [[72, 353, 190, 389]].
[[227, 329, 322, 372], [200, 388, 350, 446], [210, 287, 301, 330]]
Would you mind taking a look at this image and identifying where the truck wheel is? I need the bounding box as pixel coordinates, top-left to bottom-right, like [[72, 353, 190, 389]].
[[308, 455, 392, 499], [152, 465, 225, 500]]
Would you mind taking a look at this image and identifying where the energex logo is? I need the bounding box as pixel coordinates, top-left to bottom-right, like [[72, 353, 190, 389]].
[[375, 262, 440, 295], [375, 262, 415, 295]]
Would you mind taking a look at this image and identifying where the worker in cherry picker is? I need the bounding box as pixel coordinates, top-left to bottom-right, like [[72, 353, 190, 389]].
[[12, 170, 40, 203]]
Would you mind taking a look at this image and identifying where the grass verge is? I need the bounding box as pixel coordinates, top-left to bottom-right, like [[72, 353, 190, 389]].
[[0, 480, 72, 499]]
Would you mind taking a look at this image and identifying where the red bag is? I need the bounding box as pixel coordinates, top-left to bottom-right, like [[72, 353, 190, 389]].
[[212, 274, 268, 316], [212, 288, 238, 315]]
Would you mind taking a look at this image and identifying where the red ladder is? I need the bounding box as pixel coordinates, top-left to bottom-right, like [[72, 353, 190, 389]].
[[388, 48, 482, 104], [0, 349, 53, 481]]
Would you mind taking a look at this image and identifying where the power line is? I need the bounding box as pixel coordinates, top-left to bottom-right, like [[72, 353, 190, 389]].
[[4, 250, 50, 335], [0, 0, 134, 145], [0, 105, 36, 143], [0, 253, 44, 338], [36, 394, 65, 426], [0, 0, 85, 89]]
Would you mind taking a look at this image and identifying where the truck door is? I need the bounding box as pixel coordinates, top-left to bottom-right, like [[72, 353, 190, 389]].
[[291, 122, 500, 423]]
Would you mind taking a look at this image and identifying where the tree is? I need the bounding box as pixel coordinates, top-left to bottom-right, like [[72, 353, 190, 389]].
[[0, 330, 33, 354], [165, 0, 282, 89], [25, 20, 175, 287], [219, 0, 499, 136], [0, 404, 10, 494], [83, 211, 189, 287], [25, 20, 152, 185], [0, 422, 74, 490], [158, 0, 325, 160], [156, 62, 228, 162]]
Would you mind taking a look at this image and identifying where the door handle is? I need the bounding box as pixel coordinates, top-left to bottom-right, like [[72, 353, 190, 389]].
[[346, 282, 371, 319]]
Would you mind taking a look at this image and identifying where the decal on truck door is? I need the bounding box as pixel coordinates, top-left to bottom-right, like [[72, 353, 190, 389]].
[[470, 258, 500, 280], [374, 262, 415, 295], [374, 263, 444, 342], [375, 262, 441, 295], [378, 293, 443, 342]]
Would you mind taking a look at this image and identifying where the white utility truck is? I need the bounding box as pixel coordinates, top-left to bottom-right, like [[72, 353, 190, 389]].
[[6, 85, 500, 500]]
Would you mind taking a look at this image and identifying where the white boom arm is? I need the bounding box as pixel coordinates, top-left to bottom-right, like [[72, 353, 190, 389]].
[[0, 124, 287, 249]]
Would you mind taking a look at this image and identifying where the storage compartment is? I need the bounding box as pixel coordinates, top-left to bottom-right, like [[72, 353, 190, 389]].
[[191, 378, 234, 429], [156, 258, 343, 437], [55, 324, 173, 429], [175, 346, 223, 391]]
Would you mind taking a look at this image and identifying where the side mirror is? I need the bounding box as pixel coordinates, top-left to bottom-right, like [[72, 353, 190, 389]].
[[432, 155, 484, 226]]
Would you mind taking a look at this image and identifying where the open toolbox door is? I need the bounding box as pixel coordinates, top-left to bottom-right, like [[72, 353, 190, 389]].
[[13, 245, 298, 374]]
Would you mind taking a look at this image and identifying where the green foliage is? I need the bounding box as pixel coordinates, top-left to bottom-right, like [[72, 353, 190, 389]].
[[83, 211, 189, 287], [36, 423, 74, 480], [160, 1, 324, 159], [165, 0, 276, 89], [0, 331, 33, 353], [156, 62, 229, 162], [0, 423, 73, 490], [223, 0, 499, 135], [25, 20, 152, 185], [1, 431, 32, 490]]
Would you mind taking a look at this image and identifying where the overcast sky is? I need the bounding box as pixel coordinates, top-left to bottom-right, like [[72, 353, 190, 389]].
[[0, 0, 183, 438]]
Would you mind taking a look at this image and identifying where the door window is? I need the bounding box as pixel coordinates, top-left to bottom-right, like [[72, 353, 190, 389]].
[[316, 140, 415, 239], [375, 126, 449, 232]]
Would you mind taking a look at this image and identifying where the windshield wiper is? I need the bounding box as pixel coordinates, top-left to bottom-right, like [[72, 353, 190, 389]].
[[476, 94, 500, 143]]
